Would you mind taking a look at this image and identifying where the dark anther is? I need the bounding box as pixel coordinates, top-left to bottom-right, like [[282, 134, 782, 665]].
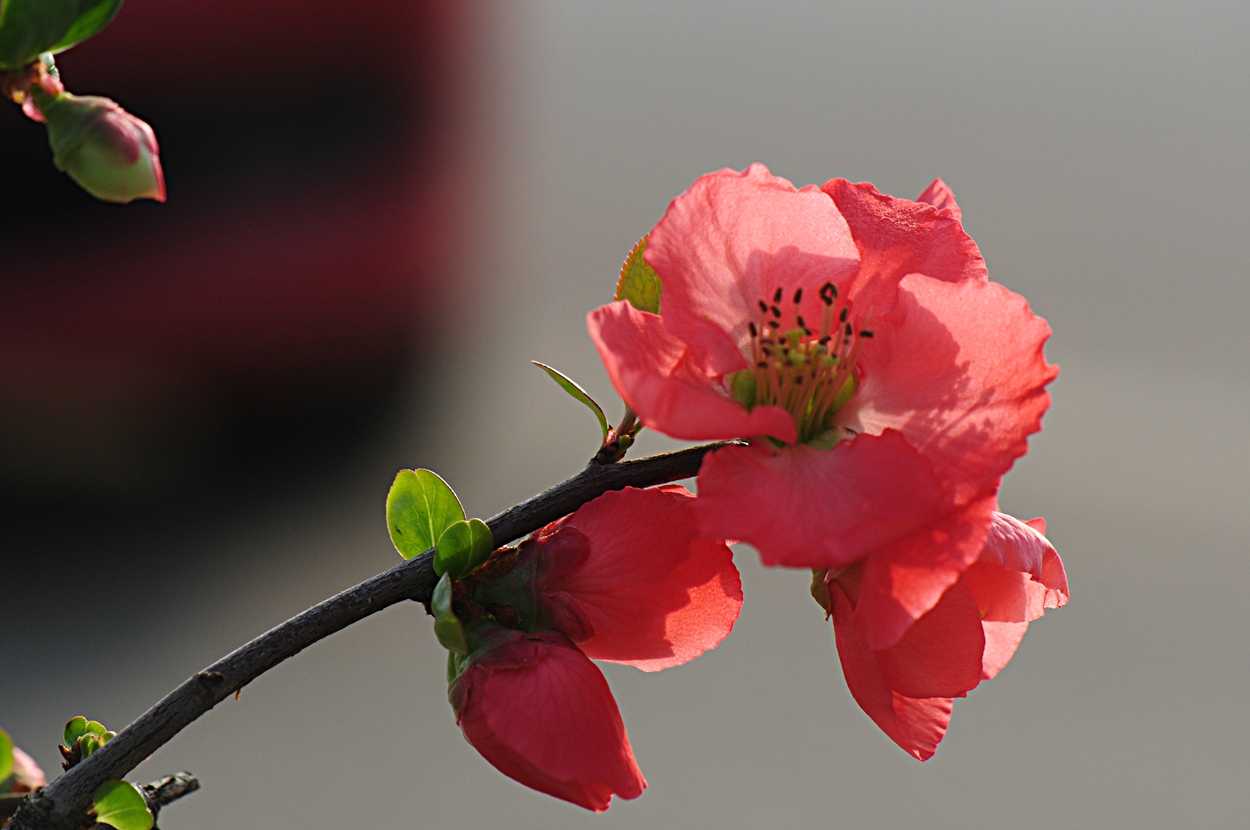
[[844, 322, 853, 337], [859, 329, 874, 338], [796, 315, 807, 328], [819, 335, 832, 345], [820, 282, 838, 304], [767, 319, 780, 329], [793, 287, 804, 304], [771, 305, 782, 318], [758, 300, 769, 313], [757, 361, 769, 368], [839, 307, 849, 323], [803, 327, 814, 336], [773, 286, 784, 303], [748, 322, 758, 337]]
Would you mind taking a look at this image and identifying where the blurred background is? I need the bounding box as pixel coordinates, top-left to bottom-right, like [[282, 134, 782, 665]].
[[3, 1, 1247, 828]]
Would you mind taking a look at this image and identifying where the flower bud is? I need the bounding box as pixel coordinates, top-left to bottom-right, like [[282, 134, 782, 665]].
[[37, 91, 165, 203]]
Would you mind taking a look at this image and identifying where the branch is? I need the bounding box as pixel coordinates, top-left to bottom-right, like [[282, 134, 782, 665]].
[[9, 443, 726, 830]]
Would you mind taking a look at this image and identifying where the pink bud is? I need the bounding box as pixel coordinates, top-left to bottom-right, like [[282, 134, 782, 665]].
[[8, 746, 46, 793], [38, 92, 165, 204]]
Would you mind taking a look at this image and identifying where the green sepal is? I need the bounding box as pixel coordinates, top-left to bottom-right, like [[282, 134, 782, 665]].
[[63, 715, 89, 747], [435, 518, 494, 579], [446, 650, 469, 685], [470, 546, 540, 631], [92, 779, 153, 830], [0, 1, 124, 69], [386, 468, 465, 560], [0, 727, 13, 784], [431, 573, 468, 654], [615, 235, 662, 313], [531, 361, 609, 442]]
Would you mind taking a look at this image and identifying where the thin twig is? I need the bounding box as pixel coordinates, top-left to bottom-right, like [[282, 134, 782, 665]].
[[8, 443, 726, 830]]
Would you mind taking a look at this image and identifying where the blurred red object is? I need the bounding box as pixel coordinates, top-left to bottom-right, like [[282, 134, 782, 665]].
[[0, 1, 483, 497]]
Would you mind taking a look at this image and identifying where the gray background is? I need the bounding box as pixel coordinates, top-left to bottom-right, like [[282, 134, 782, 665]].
[[6, 1, 1249, 828]]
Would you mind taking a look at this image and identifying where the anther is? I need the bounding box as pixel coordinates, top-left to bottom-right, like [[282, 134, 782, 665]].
[[818, 335, 832, 345], [748, 322, 758, 337], [858, 329, 874, 338], [839, 308, 849, 323], [773, 287, 784, 304], [796, 315, 807, 328], [820, 282, 838, 304], [793, 287, 804, 304], [757, 361, 768, 369], [844, 322, 853, 337], [771, 305, 782, 318], [758, 300, 769, 313]]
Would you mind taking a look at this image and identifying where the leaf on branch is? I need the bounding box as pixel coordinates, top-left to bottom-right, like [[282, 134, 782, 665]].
[[387, 469, 466, 560], [435, 518, 494, 579], [615, 234, 662, 314], [93, 780, 153, 830], [531, 361, 609, 441], [0, 1, 124, 69]]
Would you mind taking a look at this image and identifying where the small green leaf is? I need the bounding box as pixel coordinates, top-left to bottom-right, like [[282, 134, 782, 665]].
[[431, 573, 468, 654], [615, 234, 662, 314], [0, 1, 123, 69], [435, 518, 494, 578], [0, 727, 13, 783], [64, 715, 89, 747], [93, 780, 153, 830], [48, 0, 123, 54], [531, 361, 609, 441], [386, 469, 465, 560]]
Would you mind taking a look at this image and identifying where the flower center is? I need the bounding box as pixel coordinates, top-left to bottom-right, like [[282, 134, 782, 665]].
[[728, 281, 872, 445]]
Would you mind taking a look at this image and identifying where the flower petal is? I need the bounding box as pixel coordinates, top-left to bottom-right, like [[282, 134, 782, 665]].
[[846, 274, 1058, 506], [646, 164, 860, 371], [915, 178, 963, 223], [854, 493, 999, 650], [822, 178, 986, 314], [963, 511, 1069, 678], [874, 581, 986, 698], [452, 630, 646, 811], [830, 581, 954, 761], [538, 485, 743, 672], [588, 300, 796, 442], [696, 430, 958, 571]]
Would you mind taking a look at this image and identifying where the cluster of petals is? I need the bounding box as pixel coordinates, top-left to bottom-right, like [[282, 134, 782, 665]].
[[826, 509, 1068, 758], [587, 164, 1064, 757], [450, 485, 741, 810]]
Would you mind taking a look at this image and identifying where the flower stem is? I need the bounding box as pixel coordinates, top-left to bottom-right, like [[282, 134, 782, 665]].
[[7, 442, 729, 830]]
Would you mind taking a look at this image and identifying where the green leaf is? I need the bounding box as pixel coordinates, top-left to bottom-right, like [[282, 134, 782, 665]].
[[93, 780, 153, 830], [0, 727, 13, 784], [615, 234, 662, 314], [531, 361, 609, 441], [431, 573, 468, 654], [386, 469, 465, 560], [435, 518, 494, 579], [0, 1, 123, 69], [47, 0, 123, 54], [63, 715, 89, 747]]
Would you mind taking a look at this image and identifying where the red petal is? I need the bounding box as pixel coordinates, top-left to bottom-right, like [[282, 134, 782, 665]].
[[453, 631, 646, 811], [822, 178, 986, 314], [963, 511, 1069, 678], [588, 300, 796, 442], [854, 493, 999, 650], [875, 581, 986, 698], [916, 178, 963, 223], [846, 275, 1058, 506], [536, 486, 743, 671], [646, 164, 860, 372], [830, 582, 954, 761], [696, 431, 957, 571]]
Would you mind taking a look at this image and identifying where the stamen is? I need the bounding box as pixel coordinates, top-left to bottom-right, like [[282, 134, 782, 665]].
[[748, 322, 758, 338], [773, 287, 784, 304], [820, 282, 837, 304], [858, 329, 874, 338], [758, 300, 769, 313], [793, 287, 804, 304]]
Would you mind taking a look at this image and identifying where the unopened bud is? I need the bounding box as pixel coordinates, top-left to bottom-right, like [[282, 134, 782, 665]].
[[37, 91, 165, 204]]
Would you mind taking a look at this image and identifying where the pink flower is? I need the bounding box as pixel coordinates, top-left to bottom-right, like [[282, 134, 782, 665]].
[[453, 485, 741, 809], [6, 745, 46, 794], [822, 511, 1069, 759], [588, 165, 1056, 648]]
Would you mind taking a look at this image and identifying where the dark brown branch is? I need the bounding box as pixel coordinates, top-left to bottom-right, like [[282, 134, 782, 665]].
[[9, 443, 726, 830]]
